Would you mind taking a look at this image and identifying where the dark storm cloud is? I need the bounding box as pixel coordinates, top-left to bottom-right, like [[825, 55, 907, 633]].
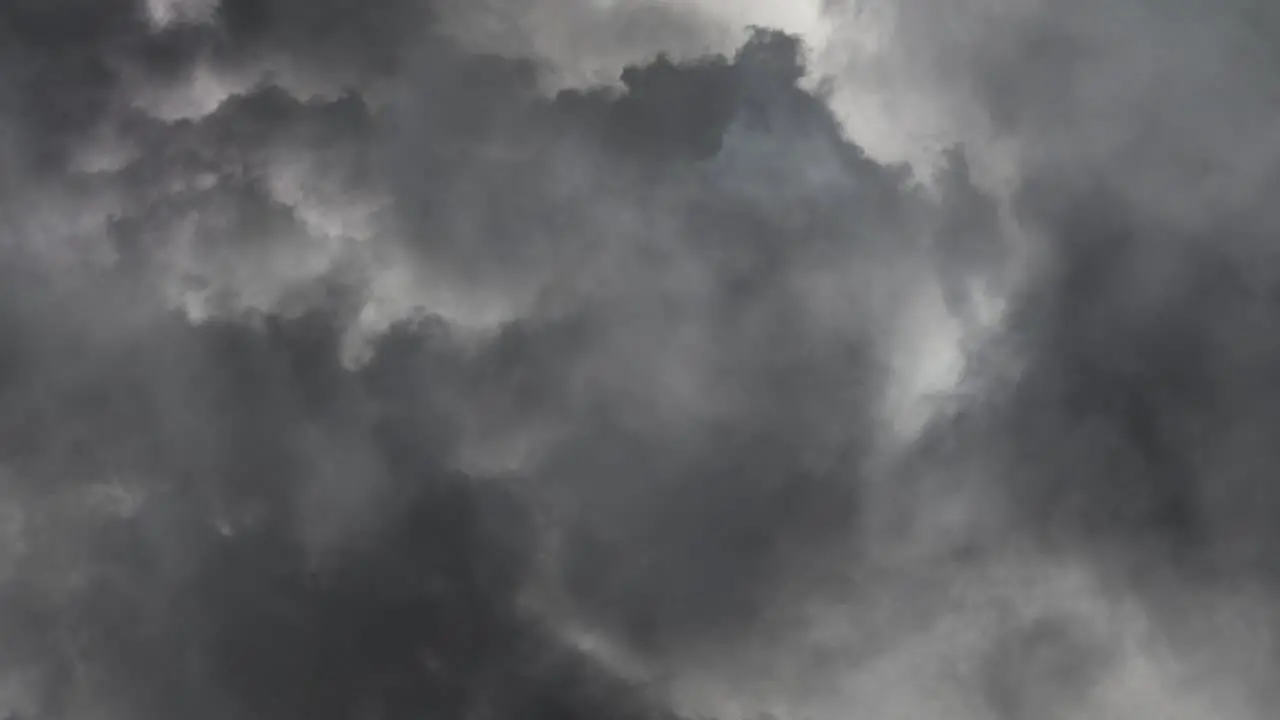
[[17, 0, 1280, 717], [868, 0, 1280, 569], [832, 1, 1280, 714], [0, 1, 1004, 718]]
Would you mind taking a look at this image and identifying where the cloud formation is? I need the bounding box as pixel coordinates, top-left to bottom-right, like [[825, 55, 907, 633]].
[[3, 0, 1280, 719]]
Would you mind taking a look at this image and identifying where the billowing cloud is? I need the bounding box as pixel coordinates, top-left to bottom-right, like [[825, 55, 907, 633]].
[[4, 0, 1279, 719]]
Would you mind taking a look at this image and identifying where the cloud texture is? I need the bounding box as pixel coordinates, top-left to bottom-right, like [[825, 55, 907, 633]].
[[1, 0, 1279, 719]]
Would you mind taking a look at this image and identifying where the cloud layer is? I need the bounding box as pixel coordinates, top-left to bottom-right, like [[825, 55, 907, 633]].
[[2, 1, 1279, 719]]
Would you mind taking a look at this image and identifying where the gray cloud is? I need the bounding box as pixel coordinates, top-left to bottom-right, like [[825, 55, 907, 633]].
[[6, 0, 1280, 719]]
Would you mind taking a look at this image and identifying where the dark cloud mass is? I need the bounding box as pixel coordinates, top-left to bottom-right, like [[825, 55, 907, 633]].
[[2, 0, 1280, 718]]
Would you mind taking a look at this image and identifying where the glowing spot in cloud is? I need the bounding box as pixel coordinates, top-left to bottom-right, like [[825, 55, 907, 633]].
[[143, 0, 219, 29]]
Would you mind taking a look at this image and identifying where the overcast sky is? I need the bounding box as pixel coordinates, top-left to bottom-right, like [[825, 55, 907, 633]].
[[1, 1, 1280, 719]]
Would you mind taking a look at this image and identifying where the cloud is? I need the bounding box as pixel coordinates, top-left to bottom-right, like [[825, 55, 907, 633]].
[[7, 0, 1280, 719], [0, 3, 979, 717]]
